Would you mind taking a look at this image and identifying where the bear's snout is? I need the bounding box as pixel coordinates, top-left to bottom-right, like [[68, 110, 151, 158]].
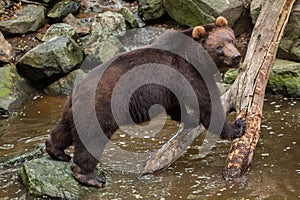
[[232, 54, 241, 66]]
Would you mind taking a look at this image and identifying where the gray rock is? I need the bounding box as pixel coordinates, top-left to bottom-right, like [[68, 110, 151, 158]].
[[0, 31, 12, 63], [0, 4, 46, 34], [44, 69, 87, 96], [42, 23, 77, 42], [163, 0, 244, 27], [268, 59, 300, 97], [119, 27, 166, 51], [19, 157, 82, 199], [250, 0, 265, 24], [63, 13, 91, 36], [138, 0, 165, 20], [277, 2, 300, 62], [0, 64, 37, 116], [81, 11, 126, 64], [47, 0, 81, 22], [17, 36, 83, 87]]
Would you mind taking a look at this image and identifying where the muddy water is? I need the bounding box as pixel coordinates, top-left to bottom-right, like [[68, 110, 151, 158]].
[[0, 95, 299, 199]]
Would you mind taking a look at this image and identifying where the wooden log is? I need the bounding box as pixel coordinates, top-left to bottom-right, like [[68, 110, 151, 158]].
[[223, 0, 296, 179]]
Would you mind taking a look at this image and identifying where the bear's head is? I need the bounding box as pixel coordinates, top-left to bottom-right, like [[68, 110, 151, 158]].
[[190, 17, 241, 72]]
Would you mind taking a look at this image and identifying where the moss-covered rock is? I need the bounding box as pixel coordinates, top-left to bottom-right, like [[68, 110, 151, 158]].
[[162, 0, 243, 27], [19, 156, 107, 199], [0, 64, 36, 116], [223, 59, 300, 97], [138, 0, 165, 21], [42, 23, 78, 42], [17, 36, 83, 87], [267, 59, 300, 97], [47, 0, 80, 22]]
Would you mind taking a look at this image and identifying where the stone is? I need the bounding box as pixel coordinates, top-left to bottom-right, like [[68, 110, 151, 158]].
[[223, 59, 300, 97], [0, 4, 46, 34], [267, 59, 300, 97], [44, 69, 87, 96], [0, 31, 12, 63], [63, 13, 91, 36], [47, 0, 81, 22], [162, 0, 243, 27], [81, 11, 126, 65], [138, 0, 165, 20], [42, 23, 77, 42], [120, 7, 139, 28], [277, 2, 300, 62], [0, 64, 36, 116], [17, 36, 83, 87], [250, 0, 265, 24]]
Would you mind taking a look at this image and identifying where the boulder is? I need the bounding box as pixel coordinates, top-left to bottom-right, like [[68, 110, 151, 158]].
[[0, 64, 36, 117], [0, 31, 12, 63], [47, 0, 81, 22], [19, 157, 87, 199], [44, 69, 87, 96], [223, 59, 300, 97], [63, 13, 91, 36], [17, 36, 83, 87], [120, 7, 139, 28], [81, 11, 126, 65], [267, 59, 300, 97], [42, 23, 77, 42], [0, 4, 46, 34], [138, 0, 165, 20], [162, 0, 244, 27], [277, 2, 300, 62]]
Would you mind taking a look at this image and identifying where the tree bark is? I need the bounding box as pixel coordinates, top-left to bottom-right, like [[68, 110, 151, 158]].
[[140, 0, 295, 177], [223, 0, 296, 179]]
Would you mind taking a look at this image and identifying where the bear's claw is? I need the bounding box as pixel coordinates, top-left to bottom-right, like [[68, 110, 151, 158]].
[[231, 118, 247, 139], [45, 139, 71, 162], [71, 163, 106, 188]]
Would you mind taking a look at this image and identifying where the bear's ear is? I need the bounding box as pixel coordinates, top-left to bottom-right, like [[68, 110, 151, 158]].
[[192, 26, 206, 40], [215, 16, 228, 27]]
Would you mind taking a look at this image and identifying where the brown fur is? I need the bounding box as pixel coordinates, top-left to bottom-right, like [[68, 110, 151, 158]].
[[46, 17, 245, 188]]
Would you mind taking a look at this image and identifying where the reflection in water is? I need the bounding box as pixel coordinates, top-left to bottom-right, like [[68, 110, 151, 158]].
[[0, 95, 299, 199]]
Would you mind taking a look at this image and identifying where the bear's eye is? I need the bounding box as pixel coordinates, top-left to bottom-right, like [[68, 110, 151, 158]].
[[216, 45, 223, 51]]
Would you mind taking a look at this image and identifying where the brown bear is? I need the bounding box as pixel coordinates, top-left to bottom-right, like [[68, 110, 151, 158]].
[[46, 16, 245, 188]]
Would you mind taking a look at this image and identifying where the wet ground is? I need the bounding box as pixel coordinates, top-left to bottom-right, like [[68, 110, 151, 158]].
[[0, 95, 299, 199]]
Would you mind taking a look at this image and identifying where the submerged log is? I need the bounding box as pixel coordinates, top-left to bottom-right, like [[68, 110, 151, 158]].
[[223, 0, 296, 179], [140, 0, 295, 177]]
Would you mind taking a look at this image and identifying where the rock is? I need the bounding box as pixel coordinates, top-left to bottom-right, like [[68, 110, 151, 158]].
[[0, 31, 12, 63], [163, 0, 244, 27], [19, 157, 83, 199], [138, 0, 165, 20], [47, 0, 81, 22], [0, 64, 37, 116], [223, 59, 300, 97], [17, 36, 83, 87], [81, 11, 126, 65], [119, 26, 166, 51], [267, 59, 300, 97], [277, 2, 300, 62], [250, 0, 265, 24], [44, 69, 87, 96], [42, 23, 77, 42], [0, 4, 46, 34], [120, 7, 139, 28], [63, 13, 91, 36]]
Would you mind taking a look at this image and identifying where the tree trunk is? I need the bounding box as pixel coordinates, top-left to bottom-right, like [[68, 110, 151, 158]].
[[140, 0, 295, 177], [223, 0, 296, 179]]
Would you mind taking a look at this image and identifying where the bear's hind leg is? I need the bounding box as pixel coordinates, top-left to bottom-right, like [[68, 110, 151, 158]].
[[71, 140, 106, 188], [46, 121, 73, 162]]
